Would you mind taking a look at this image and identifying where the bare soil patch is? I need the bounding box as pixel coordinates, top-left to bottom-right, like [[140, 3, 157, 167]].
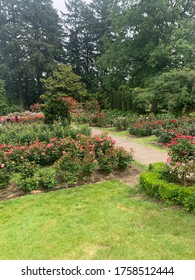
[[0, 164, 142, 202]]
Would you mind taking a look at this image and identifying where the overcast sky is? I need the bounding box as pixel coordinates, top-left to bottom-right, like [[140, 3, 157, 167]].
[[52, 0, 65, 13], [52, 0, 91, 13]]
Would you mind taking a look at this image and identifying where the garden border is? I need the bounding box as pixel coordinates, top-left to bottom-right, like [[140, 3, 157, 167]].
[[139, 163, 195, 212]]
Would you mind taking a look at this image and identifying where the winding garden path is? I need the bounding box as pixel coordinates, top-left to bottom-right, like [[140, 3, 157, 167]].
[[91, 127, 168, 165]]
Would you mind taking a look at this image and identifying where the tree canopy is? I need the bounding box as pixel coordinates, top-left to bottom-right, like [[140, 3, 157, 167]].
[[0, 0, 194, 114]]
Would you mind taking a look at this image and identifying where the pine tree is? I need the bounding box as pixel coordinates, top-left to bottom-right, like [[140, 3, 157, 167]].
[[0, 0, 65, 108], [62, 0, 114, 92]]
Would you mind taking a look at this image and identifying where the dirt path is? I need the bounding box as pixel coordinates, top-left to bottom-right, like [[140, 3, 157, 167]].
[[91, 127, 168, 165]]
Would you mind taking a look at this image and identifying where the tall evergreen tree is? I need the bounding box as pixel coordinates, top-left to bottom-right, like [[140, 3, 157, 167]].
[[0, 0, 64, 108], [89, 0, 114, 55], [63, 0, 85, 76], [63, 0, 114, 92], [0, 0, 26, 107]]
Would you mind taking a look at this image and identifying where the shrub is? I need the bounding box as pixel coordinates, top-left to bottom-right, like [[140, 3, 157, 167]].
[[43, 93, 71, 126], [37, 168, 57, 190], [0, 127, 133, 188], [153, 129, 177, 144], [128, 122, 154, 136], [18, 177, 39, 192], [55, 154, 81, 186], [167, 136, 195, 186], [114, 116, 129, 131], [97, 148, 118, 173], [84, 99, 101, 112], [81, 152, 97, 177], [19, 161, 39, 179], [0, 163, 11, 189], [88, 112, 106, 127], [30, 103, 44, 112], [139, 163, 195, 212], [0, 122, 88, 145], [115, 147, 133, 170]]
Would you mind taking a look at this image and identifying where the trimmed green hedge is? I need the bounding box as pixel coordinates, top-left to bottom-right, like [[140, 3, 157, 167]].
[[139, 163, 195, 212]]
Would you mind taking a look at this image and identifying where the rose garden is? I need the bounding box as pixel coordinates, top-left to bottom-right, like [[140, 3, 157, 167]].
[[0, 0, 195, 260]]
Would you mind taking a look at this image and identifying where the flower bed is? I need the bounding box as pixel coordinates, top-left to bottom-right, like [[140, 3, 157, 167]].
[[1, 112, 45, 123], [0, 122, 91, 145], [166, 135, 195, 186], [0, 131, 133, 191], [127, 114, 179, 137], [139, 133, 195, 212]]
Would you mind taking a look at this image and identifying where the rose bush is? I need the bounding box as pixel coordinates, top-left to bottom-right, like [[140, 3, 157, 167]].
[[0, 131, 133, 189], [166, 135, 195, 186]]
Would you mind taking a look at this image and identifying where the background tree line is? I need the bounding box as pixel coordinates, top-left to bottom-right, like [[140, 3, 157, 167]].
[[0, 0, 194, 114]]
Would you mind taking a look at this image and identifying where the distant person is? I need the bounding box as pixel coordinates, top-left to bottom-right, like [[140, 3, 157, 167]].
[[15, 114, 19, 123], [0, 118, 2, 126]]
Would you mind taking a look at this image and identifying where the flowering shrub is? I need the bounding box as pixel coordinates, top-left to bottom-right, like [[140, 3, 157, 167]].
[[114, 116, 129, 131], [55, 154, 84, 185], [127, 114, 195, 141], [153, 129, 178, 144], [64, 96, 78, 111], [166, 136, 195, 186], [128, 121, 157, 136], [0, 161, 11, 189], [1, 112, 44, 124], [30, 103, 45, 112], [0, 124, 133, 190], [55, 132, 133, 184], [115, 147, 133, 170], [0, 123, 91, 146], [97, 148, 118, 173], [71, 99, 108, 127], [88, 112, 106, 127], [167, 136, 195, 163]]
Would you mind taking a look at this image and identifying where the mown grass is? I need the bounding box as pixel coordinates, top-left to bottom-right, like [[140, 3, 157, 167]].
[[0, 180, 195, 260]]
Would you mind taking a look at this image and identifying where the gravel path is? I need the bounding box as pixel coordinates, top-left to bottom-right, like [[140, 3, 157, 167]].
[[91, 127, 168, 165]]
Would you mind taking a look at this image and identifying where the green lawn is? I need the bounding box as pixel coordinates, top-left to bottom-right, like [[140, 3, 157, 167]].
[[0, 180, 195, 260]]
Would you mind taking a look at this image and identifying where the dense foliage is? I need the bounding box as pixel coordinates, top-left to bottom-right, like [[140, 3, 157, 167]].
[[0, 121, 133, 190], [0, 0, 194, 114], [0, 0, 64, 108], [140, 163, 195, 212]]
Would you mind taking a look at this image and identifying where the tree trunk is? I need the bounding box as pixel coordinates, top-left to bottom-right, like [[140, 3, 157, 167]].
[[18, 75, 24, 110], [151, 100, 158, 114]]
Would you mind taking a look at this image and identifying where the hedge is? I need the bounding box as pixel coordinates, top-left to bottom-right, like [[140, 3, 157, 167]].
[[139, 163, 195, 212]]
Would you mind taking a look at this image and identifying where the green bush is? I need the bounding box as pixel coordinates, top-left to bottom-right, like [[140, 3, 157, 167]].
[[19, 161, 39, 179], [115, 147, 133, 170], [153, 128, 176, 144], [97, 148, 117, 173], [140, 163, 195, 212], [55, 154, 81, 186], [0, 168, 11, 189], [0, 159, 15, 189], [88, 112, 106, 127], [0, 122, 91, 145], [114, 116, 129, 131], [19, 177, 39, 192], [43, 94, 71, 126], [37, 168, 57, 190]]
